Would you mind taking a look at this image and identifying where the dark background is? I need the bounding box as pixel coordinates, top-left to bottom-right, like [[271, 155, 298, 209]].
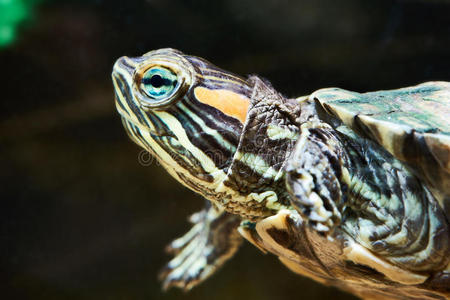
[[2, 0, 450, 299]]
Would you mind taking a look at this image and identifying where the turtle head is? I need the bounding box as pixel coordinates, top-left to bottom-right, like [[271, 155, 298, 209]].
[[112, 48, 253, 196]]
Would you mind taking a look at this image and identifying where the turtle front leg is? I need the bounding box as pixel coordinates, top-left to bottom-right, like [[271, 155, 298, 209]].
[[285, 121, 450, 283], [285, 122, 346, 236], [159, 201, 242, 291]]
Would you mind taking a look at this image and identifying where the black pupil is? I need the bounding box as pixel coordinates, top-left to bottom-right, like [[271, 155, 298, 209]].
[[150, 75, 164, 88]]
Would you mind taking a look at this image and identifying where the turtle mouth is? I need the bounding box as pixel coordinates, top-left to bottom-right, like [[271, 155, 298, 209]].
[[119, 112, 174, 141]]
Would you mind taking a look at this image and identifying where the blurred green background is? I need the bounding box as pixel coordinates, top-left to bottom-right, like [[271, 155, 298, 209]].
[[1, 0, 450, 299]]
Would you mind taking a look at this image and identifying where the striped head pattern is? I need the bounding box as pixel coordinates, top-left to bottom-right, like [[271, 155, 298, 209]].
[[112, 48, 253, 201]]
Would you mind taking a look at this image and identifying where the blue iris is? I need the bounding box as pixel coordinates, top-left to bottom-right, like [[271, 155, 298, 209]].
[[141, 67, 178, 99]]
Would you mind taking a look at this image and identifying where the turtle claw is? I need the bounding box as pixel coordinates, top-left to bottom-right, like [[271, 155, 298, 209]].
[[165, 222, 203, 255], [285, 124, 345, 236], [159, 224, 214, 291], [159, 204, 242, 290]]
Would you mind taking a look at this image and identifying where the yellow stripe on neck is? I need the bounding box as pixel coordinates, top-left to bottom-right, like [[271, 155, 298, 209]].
[[194, 87, 250, 124]]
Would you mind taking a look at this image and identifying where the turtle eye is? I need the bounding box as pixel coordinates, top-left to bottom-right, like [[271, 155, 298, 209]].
[[140, 67, 179, 100]]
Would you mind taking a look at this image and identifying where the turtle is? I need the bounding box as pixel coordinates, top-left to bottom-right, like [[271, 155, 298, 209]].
[[111, 48, 450, 300]]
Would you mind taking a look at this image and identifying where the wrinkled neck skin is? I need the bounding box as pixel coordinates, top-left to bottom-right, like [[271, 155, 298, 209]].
[[182, 74, 449, 274], [340, 127, 450, 271], [210, 76, 309, 221], [205, 75, 449, 270], [288, 104, 449, 272]]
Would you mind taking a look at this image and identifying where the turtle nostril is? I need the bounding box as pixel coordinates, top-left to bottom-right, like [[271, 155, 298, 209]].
[[113, 56, 135, 78]]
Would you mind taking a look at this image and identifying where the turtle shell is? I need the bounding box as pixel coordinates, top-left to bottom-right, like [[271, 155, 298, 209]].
[[310, 81, 450, 213]]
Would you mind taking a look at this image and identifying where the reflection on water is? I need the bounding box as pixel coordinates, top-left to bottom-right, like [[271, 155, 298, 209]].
[[1, 1, 450, 299]]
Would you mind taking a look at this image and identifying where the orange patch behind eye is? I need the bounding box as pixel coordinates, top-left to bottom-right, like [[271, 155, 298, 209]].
[[194, 87, 250, 124]]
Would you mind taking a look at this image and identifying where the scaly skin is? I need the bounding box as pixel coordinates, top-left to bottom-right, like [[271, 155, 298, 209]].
[[285, 112, 449, 273], [112, 48, 450, 299]]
